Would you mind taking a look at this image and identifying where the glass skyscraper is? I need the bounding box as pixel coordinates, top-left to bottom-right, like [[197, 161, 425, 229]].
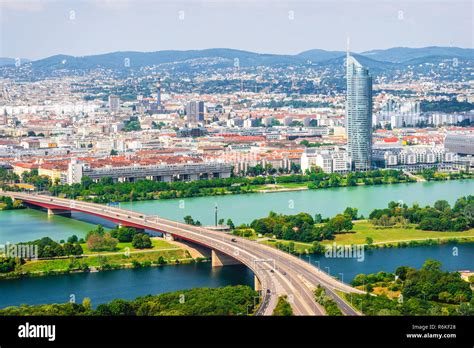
[[346, 54, 373, 171]]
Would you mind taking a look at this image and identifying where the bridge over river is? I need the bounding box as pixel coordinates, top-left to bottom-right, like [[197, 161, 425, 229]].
[[3, 192, 364, 316]]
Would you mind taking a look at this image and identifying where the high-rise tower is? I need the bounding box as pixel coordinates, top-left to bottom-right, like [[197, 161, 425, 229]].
[[346, 54, 373, 171], [185, 101, 205, 123]]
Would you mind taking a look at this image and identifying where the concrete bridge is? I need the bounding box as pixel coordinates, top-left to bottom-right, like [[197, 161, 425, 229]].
[[3, 192, 364, 316]]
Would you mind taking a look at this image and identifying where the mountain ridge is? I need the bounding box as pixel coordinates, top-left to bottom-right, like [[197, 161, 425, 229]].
[[4, 46, 471, 65]]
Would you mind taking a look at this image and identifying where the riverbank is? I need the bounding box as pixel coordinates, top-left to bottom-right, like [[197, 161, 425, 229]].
[[43, 169, 474, 204], [0, 237, 210, 280], [258, 220, 474, 254], [0, 262, 255, 310], [339, 261, 474, 316], [0, 196, 25, 211], [117, 180, 474, 227], [0, 285, 258, 315], [324, 220, 474, 247]]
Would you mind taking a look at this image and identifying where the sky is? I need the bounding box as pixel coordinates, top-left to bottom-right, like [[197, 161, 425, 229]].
[[0, 0, 472, 60]]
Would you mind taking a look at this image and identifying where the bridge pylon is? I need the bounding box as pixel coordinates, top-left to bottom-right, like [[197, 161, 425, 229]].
[[47, 208, 71, 217], [254, 275, 262, 291], [211, 249, 241, 267]]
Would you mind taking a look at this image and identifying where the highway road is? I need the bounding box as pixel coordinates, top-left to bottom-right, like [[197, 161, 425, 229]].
[[3, 192, 364, 316]]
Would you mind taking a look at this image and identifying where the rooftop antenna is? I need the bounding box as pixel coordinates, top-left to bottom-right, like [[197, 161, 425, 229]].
[[346, 36, 351, 59]]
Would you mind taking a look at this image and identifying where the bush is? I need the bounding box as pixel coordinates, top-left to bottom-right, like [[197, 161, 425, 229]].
[[87, 232, 118, 252], [132, 233, 152, 249], [273, 296, 293, 316], [110, 227, 138, 243], [0, 257, 20, 273]]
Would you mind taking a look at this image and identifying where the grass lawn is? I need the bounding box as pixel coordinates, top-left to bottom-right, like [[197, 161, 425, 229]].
[[322, 221, 474, 246], [275, 182, 310, 189], [20, 249, 191, 274], [80, 238, 178, 254], [250, 182, 310, 191], [260, 239, 313, 253], [258, 221, 474, 252]]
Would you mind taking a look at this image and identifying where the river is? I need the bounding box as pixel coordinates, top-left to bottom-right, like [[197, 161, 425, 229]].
[[0, 263, 254, 309], [120, 180, 474, 226], [1, 180, 472, 244], [0, 180, 473, 308]]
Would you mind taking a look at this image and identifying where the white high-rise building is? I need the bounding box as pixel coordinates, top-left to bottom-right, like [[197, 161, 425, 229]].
[[346, 54, 373, 171]]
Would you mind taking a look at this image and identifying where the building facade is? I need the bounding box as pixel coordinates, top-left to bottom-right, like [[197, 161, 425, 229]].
[[186, 101, 205, 123], [444, 133, 474, 156], [346, 55, 373, 171], [301, 148, 351, 174]]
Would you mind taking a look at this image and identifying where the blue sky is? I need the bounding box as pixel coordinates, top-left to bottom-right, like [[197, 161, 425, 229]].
[[0, 0, 472, 60]]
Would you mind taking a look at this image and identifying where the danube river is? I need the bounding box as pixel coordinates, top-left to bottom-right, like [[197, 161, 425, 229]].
[[1, 180, 472, 243], [0, 263, 254, 309], [0, 243, 472, 309], [120, 180, 474, 226], [0, 180, 473, 308]]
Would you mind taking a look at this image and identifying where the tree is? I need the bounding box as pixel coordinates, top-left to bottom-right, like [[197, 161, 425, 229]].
[[272, 296, 293, 316], [434, 200, 450, 212], [311, 241, 326, 254], [226, 219, 235, 229], [184, 215, 195, 225], [132, 233, 152, 249], [97, 299, 134, 316], [365, 237, 374, 246], [87, 232, 118, 252], [123, 117, 141, 132], [82, 298, 92, 311], [343, 207, 358, 220], [326, 214, 353, 233], [422, 259, 442, 272], [111, 227, 138, 242], [287, 242, 295, 254], [80, 176, 93, 189], [0, 257, 19, 273], [63, 242, 83, 256], [67, 235, 78, 243], [395, 266, 414, 281], [86, 225, 105, 240]]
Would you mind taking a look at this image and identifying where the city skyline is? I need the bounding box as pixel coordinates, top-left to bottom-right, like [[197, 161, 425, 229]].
[[0, 0, 472, 60], [0, 0, 472, 339]]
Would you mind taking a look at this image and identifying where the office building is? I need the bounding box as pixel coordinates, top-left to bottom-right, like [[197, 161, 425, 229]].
[[346, 54, 373, 171], [186, 101, 205, 123]]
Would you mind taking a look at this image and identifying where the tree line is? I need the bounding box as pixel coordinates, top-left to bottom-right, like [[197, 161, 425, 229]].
[[86, 225, 152, 252], [249, 210, 355, 243], [349, 260, 473, 316], [0, 285, 258, 316], [369, 196, 474, 232], [4, 169, 413, 204]]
